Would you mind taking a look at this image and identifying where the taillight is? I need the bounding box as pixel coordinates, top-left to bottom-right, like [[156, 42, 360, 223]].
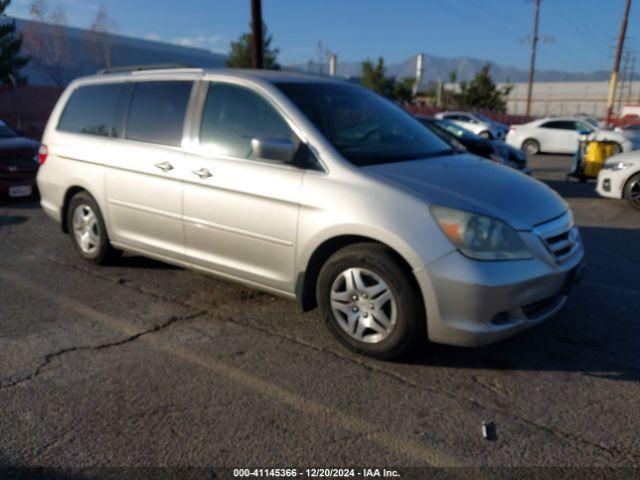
[[38, 145, 48, 165]]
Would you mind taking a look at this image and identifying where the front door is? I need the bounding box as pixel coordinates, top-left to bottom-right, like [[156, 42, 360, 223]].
[[182, 81, 304, 293]]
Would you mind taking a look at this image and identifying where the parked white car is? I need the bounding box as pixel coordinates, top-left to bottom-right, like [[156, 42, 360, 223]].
[[506, 117, 633, 155], [435, 111, 508, 140], [596, 150, 640, 210]]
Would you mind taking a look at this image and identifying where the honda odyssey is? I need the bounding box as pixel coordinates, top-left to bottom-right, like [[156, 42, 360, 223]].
[[37, 67, 585, 359]]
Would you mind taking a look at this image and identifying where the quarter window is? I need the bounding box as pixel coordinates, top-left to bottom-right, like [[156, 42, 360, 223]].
[[199, 83, 294, 159], [125, 81, 193, 147], [58, 84, 124, 137]]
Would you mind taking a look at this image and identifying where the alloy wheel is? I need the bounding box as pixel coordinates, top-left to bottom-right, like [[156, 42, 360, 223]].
[[72, 204, 101, 255], [330, 267, 397, 344]]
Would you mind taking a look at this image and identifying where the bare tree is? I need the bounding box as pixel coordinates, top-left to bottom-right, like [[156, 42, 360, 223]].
[[22, 0, 77, 86], [85, 6, 118, 70]]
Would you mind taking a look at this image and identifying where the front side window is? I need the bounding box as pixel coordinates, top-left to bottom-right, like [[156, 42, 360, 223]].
[[199, 82, 294, 158], [277, 82, 452, 166], [58, 83, 124, 137], [125, 81, 192, 147]]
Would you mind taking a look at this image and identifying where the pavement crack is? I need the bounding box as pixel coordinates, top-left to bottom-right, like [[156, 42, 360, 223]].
[[0, 311, 204, 390]]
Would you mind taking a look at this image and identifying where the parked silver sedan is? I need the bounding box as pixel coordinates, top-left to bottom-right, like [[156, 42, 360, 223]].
[[37, 68, 585, 359]]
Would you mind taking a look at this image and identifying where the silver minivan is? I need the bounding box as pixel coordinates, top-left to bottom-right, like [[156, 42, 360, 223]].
[[37, 67, 585, 359]]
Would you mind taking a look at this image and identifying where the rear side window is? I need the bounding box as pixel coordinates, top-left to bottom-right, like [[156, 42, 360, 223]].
[[199, 83, 293, 158], [125, 81, 193, 147], [58, 84, 124, 137]]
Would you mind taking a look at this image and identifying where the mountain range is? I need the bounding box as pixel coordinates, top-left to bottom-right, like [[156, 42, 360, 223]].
[[288, 53, 610, 86]]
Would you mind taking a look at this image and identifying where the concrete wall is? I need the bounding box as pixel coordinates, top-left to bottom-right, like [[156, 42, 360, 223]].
[[499, 81, 640, 118]]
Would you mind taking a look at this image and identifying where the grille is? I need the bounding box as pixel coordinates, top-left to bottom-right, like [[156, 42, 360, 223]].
[[533, 212, 580, 264]]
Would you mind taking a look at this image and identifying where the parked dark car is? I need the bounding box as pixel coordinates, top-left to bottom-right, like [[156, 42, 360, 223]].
[[416, 116, 529, 173], [0, 119, 40, 200]]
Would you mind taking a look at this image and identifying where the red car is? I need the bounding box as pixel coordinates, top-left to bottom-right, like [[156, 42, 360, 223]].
[[0, 119, 40, 200]]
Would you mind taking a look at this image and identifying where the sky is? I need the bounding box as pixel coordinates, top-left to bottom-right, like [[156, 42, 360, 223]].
[[6, 0, 640, 73]]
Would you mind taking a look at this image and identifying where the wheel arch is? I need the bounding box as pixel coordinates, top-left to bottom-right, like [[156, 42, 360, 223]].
[[295, 234, 424, 314], [61, 186, 92, 233]]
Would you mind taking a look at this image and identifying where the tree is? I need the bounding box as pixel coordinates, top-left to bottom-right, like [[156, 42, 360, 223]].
[[0, 0, 30, 85], [393, 77, 415, 104], [361, 57, 394, 98], [361, 57, 415, 104], [226, 23, 279, 69], [85, 6, 118, 70], [23, 0, 77, 86], [458, 63, 512, 112]]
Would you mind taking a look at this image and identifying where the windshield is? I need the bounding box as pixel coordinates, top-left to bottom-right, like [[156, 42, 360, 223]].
[[432, 118, 484, 141], [0, 119, 17, 138], [473, 113, 494, 123], [276, 82, 452, 166]]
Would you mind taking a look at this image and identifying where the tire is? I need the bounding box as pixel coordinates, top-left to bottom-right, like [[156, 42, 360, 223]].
[[316, 243, 425, 360], [67, 191, 120, 264], [478, 131, 492, 139], [624, 172, 640, 211], [522, 139, 540, 155]]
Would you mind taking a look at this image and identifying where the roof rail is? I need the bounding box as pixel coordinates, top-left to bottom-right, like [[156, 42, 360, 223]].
[[96, 64, 194, 75]]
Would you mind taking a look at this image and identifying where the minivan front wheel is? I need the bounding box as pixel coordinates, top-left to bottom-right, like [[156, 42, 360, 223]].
[[317, 243, 425, 359], [67, 191, 119, 264]]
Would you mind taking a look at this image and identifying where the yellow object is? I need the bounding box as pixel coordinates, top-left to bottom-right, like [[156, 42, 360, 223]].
[[583, 141, 617, 178]]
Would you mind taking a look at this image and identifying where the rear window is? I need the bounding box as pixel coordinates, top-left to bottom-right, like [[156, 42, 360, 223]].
[[58, 84, 124, 137], [125, 81, 192, 147]]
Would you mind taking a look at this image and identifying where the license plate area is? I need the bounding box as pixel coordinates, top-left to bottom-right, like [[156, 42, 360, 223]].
[[8, 185, 33, 198]]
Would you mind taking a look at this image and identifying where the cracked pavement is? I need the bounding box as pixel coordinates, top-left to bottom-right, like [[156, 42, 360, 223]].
[[0, 154, 639, 470]]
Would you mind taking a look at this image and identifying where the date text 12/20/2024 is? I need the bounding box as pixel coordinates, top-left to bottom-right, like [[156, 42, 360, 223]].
[[233, 468, 401, 478]]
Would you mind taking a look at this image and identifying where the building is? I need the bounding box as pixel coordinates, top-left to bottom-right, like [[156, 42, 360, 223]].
[[13, 18, 227, 87], [500, 81, 640, 119]]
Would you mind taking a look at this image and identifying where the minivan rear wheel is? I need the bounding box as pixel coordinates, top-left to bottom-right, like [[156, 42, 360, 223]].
[[67, 191, 120, 264], [317, 243, 425, 360]]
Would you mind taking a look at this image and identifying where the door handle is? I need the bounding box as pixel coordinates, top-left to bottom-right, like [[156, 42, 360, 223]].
[[154, 161, 174, 173], [192, 167, 213, 180]]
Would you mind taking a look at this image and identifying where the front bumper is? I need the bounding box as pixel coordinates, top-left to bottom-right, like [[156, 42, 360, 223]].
[[416, 229, 585, 347], [596, 169, 626, 199]]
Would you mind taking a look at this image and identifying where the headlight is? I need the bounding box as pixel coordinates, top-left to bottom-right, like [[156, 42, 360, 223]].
[[603, 161, 632, 171], [430, 206, 533, 260]]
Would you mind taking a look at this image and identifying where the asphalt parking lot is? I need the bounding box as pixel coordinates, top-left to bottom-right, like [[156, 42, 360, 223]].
[[1, 154, 639, 474]]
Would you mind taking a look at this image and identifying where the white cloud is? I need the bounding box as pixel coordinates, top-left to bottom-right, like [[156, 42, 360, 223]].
[[144, 33, 161, 41], [171, 33, 227, 52]]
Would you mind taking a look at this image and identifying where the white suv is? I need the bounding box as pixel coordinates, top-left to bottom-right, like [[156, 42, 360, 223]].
[[37, 67, 585, 359]]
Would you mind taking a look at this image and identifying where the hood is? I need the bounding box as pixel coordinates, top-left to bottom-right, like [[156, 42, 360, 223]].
[[604, 149, 640, 165], [593, 129, 627, 143], [365, 153, 567, 230], [0, 136, 39, 160]]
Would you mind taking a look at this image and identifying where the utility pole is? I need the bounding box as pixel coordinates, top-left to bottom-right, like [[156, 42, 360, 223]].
[[606, 0, 632, 126], [251, 0, 264, 69], [525, 0, 540, 117]]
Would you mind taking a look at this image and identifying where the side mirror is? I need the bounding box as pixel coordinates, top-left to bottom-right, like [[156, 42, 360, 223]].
[[251, 136, 296, 163]]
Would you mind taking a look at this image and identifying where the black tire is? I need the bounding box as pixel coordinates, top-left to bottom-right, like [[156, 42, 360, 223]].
[[522, 138, 540, 155], [67, 191, 120, 264], [624, 172, 640, 211], [478, 131, 492, 139], [316, 243, 425, 360]]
